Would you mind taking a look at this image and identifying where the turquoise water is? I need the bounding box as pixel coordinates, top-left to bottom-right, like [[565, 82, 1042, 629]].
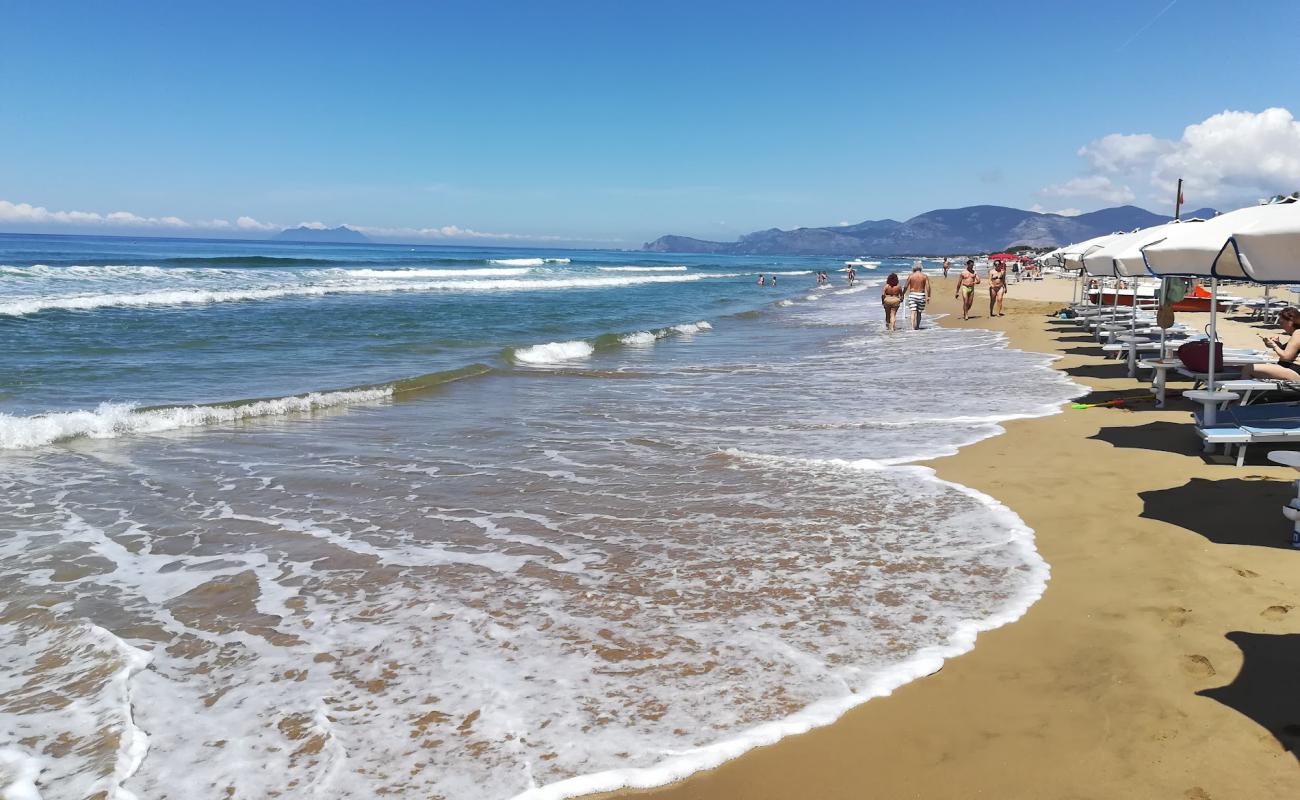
[[0, 234, 1082, 799]]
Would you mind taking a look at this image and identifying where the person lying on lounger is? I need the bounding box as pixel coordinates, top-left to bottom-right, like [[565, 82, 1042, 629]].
[[1244, 306, 1300, 381]]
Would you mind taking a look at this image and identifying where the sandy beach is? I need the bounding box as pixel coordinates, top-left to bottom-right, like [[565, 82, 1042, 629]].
[[606, 274, 1300, 799]]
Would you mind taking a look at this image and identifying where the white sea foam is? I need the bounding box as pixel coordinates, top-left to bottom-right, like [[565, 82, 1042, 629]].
[[488, 258, 571, 266], [671, 321, 712, 334], [619, 331, 658, 346], [341, 267, 532, 278], [0, 273, 743, 316], [596, 266, 687, 272], [513, 340, 595, 364], [0, 388, 393, 449]]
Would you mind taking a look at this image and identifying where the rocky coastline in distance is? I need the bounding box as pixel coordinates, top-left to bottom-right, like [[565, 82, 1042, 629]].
[[642, 204, 1217, 256]]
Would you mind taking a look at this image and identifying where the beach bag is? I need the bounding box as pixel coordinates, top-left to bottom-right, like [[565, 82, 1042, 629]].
[[1177, 341, 1223, 374], [1156, 304, 1175, 329]]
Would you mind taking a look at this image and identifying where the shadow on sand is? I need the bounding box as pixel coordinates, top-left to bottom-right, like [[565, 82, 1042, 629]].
[[1199, 632, 1300, 762], [1061, 345, 1110, 358], [1089, 421, 1207, 455], [1064, 362, 1135, 380], [1138, 477, 1295, 549]]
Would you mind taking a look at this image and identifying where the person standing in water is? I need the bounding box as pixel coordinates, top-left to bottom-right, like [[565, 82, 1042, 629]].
[[988, 260, 1007, 317], [955, 260, 980, 320], [881, 272, 903, 331], [904, 262, 931, 330], [757, 274, 766, 287]]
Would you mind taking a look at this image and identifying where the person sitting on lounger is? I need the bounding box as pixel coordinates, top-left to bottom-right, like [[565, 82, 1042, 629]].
[[1244, 306, 1300, 380]]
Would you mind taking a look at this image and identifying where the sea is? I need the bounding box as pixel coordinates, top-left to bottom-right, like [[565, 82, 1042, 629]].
[[0, 233, 1082, 800]]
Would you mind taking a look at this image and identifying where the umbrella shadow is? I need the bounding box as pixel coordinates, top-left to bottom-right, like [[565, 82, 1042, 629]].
[[1138, 477, 1296, 549], [1198, 632, 1300, 761], [1064, 362, 1135, 380], [1062, 345, 1110, 358], [1089, 421, 1208, 456], [1054, 334, 1098, 343]]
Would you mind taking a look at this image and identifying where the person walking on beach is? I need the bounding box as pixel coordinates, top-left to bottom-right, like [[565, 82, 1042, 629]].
[[881, 272, 903, 331], [955, 260, 980, 319], [904, 263, 930, 330], [942, 257, 950, 278], [988, 260, 1007, 317]]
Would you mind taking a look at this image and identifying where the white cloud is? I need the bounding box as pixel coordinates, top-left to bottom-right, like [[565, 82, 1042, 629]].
[[1029, 204, 1084, 217], [236, 215, 277, 231], [352, 223, 568, 242], [1040, 175, 1136, 204], [1041, 107, 1300, 209], [0, 198, 614, 243], [0, 200, 244, 230]]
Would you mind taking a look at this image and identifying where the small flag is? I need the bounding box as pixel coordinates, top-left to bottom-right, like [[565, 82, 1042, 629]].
[[1178, 188, 1184, 206]]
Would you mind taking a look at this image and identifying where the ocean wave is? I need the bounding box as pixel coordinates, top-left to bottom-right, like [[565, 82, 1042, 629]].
[[164, 255, 340, 267], [0, 264, 240, 279], [0, 273, 744, 316], [0, 389, 393, 450], [340, 267, 532, 279], [512, 340, 595, 365], [488, 258, 571, 267], [596, 266, 687, 272]]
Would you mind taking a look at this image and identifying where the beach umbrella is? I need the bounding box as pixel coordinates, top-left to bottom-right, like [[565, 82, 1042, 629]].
[[1207, 198, 1300, 283], [1141, 210, 1276, 399], [1085, 221, 1204, 351], [1062, 233, 1123, 306]]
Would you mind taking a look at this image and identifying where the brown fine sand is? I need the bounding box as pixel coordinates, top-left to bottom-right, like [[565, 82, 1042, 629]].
[[603, 275, 1300, 799]]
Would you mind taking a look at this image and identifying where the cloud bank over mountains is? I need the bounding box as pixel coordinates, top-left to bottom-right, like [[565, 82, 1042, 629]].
[[0, 200, 582, 243], [1041, 107, 1300, 208]]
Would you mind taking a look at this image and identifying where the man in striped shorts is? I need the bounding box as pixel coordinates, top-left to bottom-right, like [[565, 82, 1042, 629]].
[[904, 262, 931, 330]]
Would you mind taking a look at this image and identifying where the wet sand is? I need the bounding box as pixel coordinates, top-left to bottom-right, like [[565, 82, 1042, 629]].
[[605, 274, 1300, 799]]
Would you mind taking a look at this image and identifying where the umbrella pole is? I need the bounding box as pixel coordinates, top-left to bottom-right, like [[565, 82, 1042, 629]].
[[1208, 277, 1218, 394], [1159, 278, 1167, 356]]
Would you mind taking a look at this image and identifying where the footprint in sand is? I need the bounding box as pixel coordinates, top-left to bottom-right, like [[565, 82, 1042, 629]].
[[1157, 606, 1192, 627], [1182, 654, 1217, 677], [1184, 788, 1212, 800], [1261, 605, 1293, 621], [1232, 568, 1259, 578]]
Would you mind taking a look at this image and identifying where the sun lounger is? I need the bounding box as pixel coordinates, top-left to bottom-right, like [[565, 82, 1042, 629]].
[[1195, 401, 1300, 465]]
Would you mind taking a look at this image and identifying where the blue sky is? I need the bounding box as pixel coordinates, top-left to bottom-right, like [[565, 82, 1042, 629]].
[[3, 0, 1299, 245]]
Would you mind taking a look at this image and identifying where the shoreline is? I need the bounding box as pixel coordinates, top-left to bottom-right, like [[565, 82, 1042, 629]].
[[599, 275, 1300, 799]]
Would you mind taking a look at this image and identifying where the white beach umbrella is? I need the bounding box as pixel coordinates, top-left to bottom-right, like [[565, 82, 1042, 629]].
[[1061, 233, 1123, 306], [1085, 221, 1203, 348], [1209, 199, 1300, 283], [1140, 211, 1271, 398]]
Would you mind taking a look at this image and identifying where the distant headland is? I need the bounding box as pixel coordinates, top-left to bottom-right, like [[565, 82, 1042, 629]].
[[270, 225, 370, 243], [642, 204, 1218, 256]]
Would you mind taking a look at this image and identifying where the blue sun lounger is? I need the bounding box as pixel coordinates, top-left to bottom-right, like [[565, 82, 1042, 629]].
[[1196, 402, 1300, 466]]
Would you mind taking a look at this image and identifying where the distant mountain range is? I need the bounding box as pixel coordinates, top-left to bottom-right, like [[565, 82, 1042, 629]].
[[271, 225, 370, 243], [642, 205, 1219, 256]]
